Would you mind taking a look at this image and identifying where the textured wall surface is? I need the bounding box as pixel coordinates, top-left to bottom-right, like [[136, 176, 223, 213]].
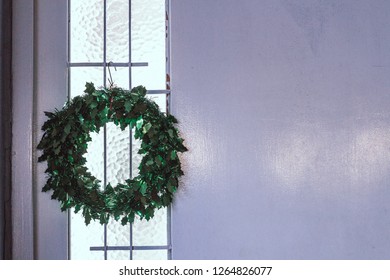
[[171, 0, 390, 259]]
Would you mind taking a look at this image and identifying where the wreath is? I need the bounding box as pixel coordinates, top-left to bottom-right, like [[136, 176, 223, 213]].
[[37, 83, 187, 225]]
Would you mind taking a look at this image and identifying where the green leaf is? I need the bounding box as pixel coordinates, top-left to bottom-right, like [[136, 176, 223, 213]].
[[64, 124, 71, 135], [167, 178, 178, 193], [121, 216, 128, 226], [44, 111, 56, 119], [162, 194, 171, 205], [91, 108, 98, 119], [127, 212, 135, 224], [100, 214, 108, 224], [90, 101, 98, 109], [78, 114, 84, 124], [84, 82, 95, 94], [54, 146, 61, 155], [155, 155, 162, 167], [84, 209, 91, 225], [167, 184, 176, 193], [136, 118, 143, 129], [143, 122, 152, 134], [74, 204, 81, 213], [140, 181, 147, 195], [130, 92, 139, 102], [124, 100, 132, 112], [132, 85, 147, 97]]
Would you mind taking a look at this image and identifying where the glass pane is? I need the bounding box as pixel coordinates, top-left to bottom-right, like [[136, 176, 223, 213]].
[[106, 122, 131, 246], [70, 0, 104, 62], [133, 208, 167, 246], [131, 129, 142, 178], [133, 250, 168, 260], [70, 128, 104, 259], [132, 67, 165, 90], [85, 131, 105, 187], [70, 67, 103, 98], [106, 124, 130, 186], [147, 94, 167, 112], [107, 220, 131, 246], [107, 250, 130, 260], [131, 0, 165, 89], [70, 213, 104, 260], [107, 0, 129, 62]]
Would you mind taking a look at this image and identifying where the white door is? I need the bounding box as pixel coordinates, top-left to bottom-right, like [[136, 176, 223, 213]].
[[170, 0, 390, 259]]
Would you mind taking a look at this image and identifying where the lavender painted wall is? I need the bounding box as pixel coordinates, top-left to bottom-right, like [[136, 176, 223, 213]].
[[171, 0, 390, 259]]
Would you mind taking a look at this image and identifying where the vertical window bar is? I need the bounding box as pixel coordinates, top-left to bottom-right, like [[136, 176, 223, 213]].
[[103, 0, 108, 261], [67, 0, 72, 99], [128, 0, 134, 261]]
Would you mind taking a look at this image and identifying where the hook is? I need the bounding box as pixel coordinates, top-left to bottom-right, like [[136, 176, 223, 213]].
[[107, 61, 117, 88]]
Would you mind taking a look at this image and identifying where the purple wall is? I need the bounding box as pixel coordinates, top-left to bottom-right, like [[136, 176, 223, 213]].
[[171, 0, 390, 259]]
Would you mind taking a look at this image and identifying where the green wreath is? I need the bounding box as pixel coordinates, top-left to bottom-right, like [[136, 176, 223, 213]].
[[37, 83, 187, 225]]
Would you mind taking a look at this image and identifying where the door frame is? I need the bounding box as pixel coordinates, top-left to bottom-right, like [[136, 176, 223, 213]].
[[12, 0, 68, 260]]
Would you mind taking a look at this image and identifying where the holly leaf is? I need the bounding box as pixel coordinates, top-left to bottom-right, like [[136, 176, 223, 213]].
[[136, 118, 144, 130], [44, 111, 56, 119], [143, 122, 152, 134], [140, 181, 147, 195], [121, 216, 128, 226], [124, 100, 132, 112], [90, 101, 98, 109], [64, 124, 71, 135], [155, 155, 163, 167], [84, 210, 92, 225], [84, 82, 96, 94]]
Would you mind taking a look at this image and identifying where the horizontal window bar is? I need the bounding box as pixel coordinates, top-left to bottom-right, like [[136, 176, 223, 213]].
[[68, 62, 148, 67], [90, 245, 171, 251], [147, 90, 171, 94]]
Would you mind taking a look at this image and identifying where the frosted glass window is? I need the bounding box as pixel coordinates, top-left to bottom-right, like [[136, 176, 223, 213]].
[[131, 0, 166, 89], [133, 250, 167, 260], [107, 0, 129, 62], [133, 208, 167, 246], [70, 0, 104, 62], [70, 67, 103, 98], [69, 0, 171, 260]]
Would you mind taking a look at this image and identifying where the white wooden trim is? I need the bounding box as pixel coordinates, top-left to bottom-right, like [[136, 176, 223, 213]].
[[12, 0, 68, 260], [12, 0, 35, 260]]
